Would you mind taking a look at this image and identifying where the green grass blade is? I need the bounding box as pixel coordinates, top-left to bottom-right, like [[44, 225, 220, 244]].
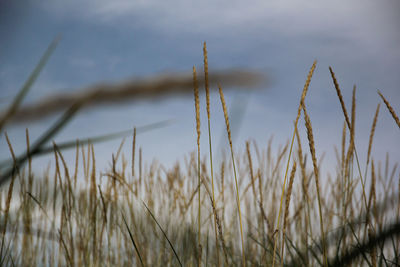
[[142, 201, 182, 267], [121, 213, 145, 267], [0, 36, 60, 131]]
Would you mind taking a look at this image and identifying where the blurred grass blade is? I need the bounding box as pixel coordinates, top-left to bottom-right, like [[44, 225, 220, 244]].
[[285, 236, 307, 266], [5, 69, 265, 125], [347, 222, 372, 266], [33, 120, 173, 163], [0, 36, 60, 132], [0, 119, 173, 168], [121, 213, 144, 267], [329, 221, 400, 267], [142, 201, 182, 267], [0, 95, 85, 187], [39, 119, 173, 154]]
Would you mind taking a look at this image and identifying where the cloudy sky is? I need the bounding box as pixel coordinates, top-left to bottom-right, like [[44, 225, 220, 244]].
[[1, 0, 399, 178]]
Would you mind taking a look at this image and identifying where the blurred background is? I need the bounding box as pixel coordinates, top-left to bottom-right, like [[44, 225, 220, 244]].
[[0, 0, 399, 178]]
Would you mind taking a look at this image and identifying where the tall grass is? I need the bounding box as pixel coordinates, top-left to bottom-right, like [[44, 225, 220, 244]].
[[0, 45, 399, 266]]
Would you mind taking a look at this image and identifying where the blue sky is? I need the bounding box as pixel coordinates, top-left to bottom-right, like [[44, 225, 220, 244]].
[[1, 0, 399, 178]]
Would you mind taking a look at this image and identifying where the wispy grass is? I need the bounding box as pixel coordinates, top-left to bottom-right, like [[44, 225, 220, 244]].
[[0, 46, 398, 267]]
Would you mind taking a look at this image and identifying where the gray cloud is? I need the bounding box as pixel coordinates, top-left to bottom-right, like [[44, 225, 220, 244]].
[[37, 0, 400, 59]]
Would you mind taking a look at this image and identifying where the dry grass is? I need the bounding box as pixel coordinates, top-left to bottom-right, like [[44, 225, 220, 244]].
[[192, 65, 202, 266], [219, 84, 246, 267], [378, 90, 400, 129], [0, 47, 399, 267], [272, 60, 316, 267]]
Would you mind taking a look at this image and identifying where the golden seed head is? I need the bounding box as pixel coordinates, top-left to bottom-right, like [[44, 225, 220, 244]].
[[367, 104, 380, 166], [203, 42, 210, 119], [303, 105, 318, 183], [193, 66, 200, 144], [296, 60, 317, 124], [283, 161, 297, 233], [219, 84, 232, 145], [378, 90, 400, 129], [329, 66, 351, 130]]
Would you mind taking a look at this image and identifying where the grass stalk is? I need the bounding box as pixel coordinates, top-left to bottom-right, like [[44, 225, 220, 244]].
[[302, 104, 327, 266], [122, 213, 145, 267], [192, 66, 202, 266], [203, 42, 220, 266], [328, 69, 368, 212], [218, 84, 246, 267], [142, 201, 183, 267], [0, 36, 60, 131], [272, 60, 316, 267], [281, 161, 297, 265]]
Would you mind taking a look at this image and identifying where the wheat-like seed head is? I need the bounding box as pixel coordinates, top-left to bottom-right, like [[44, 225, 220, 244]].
[[296, 60, 317, 124], [203, 42, 210, 119], [193, 66, 201, 145], [329, 67, 351, 130], [367, 104, 380, 166], [282, 161, 297, 259], [302, 104, 327, 265], [219, 83, 246, 266], [273, 60, 316, 267], [218, 84, 232, 146], [295, 126, 308, 199], [302, 106, 319, 184], [378, 90, 400, 129]]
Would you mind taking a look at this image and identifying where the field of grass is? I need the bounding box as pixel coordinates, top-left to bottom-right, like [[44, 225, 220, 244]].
[[0, 41, 399, 266]]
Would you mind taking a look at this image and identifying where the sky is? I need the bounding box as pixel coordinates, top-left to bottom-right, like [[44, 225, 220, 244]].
[[0, 0, 399, 180]]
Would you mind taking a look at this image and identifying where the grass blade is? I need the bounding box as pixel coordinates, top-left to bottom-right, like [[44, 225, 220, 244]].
[[142, 201, 182, 267], [329, 221, 400, 267], [0, 36, 60, 131], [121, 213, 145, 267]]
